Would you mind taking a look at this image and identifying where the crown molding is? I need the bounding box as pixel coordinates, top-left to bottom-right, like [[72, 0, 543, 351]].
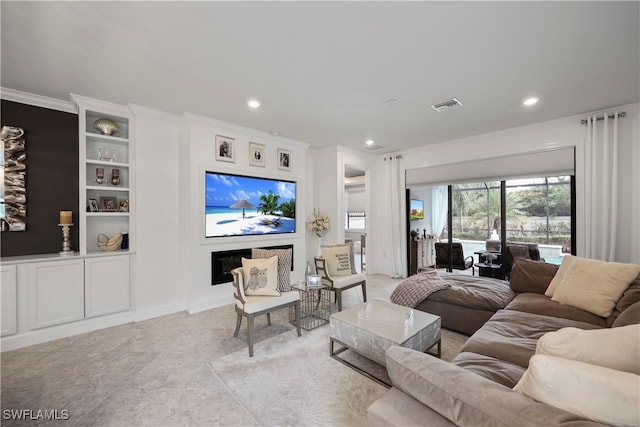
[[1, 87, 76, 114]]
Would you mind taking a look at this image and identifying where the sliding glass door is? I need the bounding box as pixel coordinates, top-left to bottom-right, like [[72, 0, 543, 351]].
[[432, 175, 573, 276]]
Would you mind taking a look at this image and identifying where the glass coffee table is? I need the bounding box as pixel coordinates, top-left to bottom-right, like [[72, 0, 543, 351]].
[[289, 281, 331, 331], [329, 299, 441, 387]]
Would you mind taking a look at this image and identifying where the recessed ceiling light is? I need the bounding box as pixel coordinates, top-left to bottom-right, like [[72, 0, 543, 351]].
[[247, 99, 261, 109], [385, 98, 399, 105], [365, 139, 375, 146], [523, 97, 539, 106]]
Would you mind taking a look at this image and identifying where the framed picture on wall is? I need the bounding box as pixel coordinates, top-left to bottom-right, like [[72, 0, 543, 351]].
[[88, 198, 99, 212], [249, 142, 266, 167], [215, 135, 235, 163], [278, 148, 291, 171]]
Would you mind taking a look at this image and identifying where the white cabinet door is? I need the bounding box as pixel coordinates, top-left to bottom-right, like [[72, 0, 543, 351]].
[[1, 264, 18, 336], [85, 255, 130, 318], [29, 259, 85, 330]]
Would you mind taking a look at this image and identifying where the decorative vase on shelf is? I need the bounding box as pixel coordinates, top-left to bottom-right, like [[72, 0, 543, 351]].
[[316, 236, 323, 257]]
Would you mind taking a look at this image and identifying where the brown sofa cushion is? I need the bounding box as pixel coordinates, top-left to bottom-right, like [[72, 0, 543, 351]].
[[607, 274, 640, 326], [509, 259, 559, 294], [385, 346, 602, 427], [427, 274, 515, 311], [506, 293, 607, 327], [452, 351, 526, 388], [460, 309, 602, 368], [612, 300, 640, 327]]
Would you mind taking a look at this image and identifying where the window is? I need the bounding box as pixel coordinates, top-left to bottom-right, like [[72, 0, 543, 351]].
[[441, 175, 574, 265], [346, 212, 366, 230]]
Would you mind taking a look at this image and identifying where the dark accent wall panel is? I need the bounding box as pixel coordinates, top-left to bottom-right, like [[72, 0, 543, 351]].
[[1, 100, 79, 257]]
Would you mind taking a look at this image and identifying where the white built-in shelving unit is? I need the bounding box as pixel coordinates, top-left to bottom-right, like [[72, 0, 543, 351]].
[[72, 94, 135, 256]]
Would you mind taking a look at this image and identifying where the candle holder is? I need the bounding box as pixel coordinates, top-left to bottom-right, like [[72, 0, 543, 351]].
[[58, 223, 74, 255], [96, 168, 105, 185], [111, 168, 120, 186]]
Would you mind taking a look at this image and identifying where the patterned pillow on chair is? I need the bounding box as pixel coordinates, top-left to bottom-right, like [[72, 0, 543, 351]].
[[252, 248, 293, 292]]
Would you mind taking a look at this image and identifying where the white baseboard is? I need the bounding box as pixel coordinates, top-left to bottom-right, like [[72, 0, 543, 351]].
[[1, 311, 135, 352], [134, 302, 186, 322], [187, 295, 234, 314]]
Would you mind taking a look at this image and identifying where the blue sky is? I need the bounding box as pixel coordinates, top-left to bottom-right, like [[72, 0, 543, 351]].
[[206, 172, 296, 207]]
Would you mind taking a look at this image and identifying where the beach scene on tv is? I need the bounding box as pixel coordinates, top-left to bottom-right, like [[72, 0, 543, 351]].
[[205, 172, 296, 237]]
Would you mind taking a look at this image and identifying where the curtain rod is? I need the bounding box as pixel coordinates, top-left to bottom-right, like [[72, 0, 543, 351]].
[[580, 111, 626, 125]]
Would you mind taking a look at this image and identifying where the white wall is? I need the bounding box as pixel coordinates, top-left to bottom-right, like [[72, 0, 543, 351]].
[[180, 114, 310, 313], [368, 103, 640, 276]]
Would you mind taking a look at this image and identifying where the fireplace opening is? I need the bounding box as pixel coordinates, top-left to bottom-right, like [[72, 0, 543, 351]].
[[211, 244, 294, 285]]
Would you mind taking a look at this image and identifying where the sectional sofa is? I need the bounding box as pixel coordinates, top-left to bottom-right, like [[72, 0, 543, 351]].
[[368, 257, 640, 426]]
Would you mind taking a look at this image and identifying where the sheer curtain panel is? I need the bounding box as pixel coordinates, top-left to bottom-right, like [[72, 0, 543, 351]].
[[585, 112, 620, 261]]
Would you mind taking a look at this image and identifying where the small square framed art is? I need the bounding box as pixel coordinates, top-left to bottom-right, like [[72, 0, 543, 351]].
[[249, 142, 266, 167], [215, 135, 236, 163], [278, 148, 291, 171]]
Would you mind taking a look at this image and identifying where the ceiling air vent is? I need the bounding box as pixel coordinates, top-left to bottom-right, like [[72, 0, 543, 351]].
[[431, 97, 463, 112]]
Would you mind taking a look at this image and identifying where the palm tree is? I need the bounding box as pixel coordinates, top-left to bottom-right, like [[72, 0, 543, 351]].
[[258, 191, 280, 215]]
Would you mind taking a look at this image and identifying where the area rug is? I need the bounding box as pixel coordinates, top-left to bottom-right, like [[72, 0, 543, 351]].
[[207, 324, 466, 426]]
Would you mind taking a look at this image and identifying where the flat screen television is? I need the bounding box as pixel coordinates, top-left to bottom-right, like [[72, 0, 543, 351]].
[[205, 171, 296, 237], [410, 199, 424, 220]]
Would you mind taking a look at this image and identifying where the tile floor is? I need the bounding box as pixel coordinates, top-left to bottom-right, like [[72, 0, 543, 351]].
[[0, 274, 465, 426]]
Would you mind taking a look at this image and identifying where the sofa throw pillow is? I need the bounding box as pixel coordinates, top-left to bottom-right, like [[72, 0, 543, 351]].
[[513, 354, 640, 427], [509, 258, 559, 294], [544, 255, 575, 297], [321, 245, 352, 276], [252, 248, 292, 292], [550, 257, 640, 317], [241, 256, 280, 296], [322, 242, 357, 274], [536, 325, 640, 374]]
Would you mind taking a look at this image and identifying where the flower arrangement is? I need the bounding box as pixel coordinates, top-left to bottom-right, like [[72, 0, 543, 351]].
[[485, 253, 498, 264], [307, 209, 329, 237]]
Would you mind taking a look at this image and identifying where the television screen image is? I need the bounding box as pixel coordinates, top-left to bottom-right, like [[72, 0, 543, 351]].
[[410, 199, 424, 220], [205, 171, 296, 237]]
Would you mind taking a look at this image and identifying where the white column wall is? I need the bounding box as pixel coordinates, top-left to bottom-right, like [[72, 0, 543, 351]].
[[131, 107, 184, 320]]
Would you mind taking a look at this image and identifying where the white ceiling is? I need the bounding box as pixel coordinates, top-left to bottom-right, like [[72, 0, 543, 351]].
[[2, 2, 638, 154]]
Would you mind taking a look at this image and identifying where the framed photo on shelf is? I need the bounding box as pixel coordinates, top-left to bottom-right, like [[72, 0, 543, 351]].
[[307, 275, 321, 288], [278, 148, 291, 171], [249, 142, 266, 167], [88, 198, 99, 212], [119, 199, 129, 212], [99, 196, 118, 212], [215, 135, 235, 163]]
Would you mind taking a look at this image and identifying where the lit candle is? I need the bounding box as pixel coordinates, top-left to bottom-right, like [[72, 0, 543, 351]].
[[59, 211, 72, 224]]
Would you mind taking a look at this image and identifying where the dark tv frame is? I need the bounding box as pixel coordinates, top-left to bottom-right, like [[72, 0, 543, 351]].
[[204, 170, 297, 238]]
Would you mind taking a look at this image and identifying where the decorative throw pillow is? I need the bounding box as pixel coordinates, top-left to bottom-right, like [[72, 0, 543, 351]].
[[513, 354, 639, 427], [550, 257, 640, 317], [509, 258, 559, 294], [536, 325, 640, 374], [322, 243, 357, 274], [252, 248, 292, 292], [241, 256, 280, 296], [544, 255, 575, 297], [321, 245, 353, 276]]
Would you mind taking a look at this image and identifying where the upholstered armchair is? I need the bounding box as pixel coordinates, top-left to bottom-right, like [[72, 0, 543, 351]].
[[435, 242, 475, 275], [314, 257, 367, 311], [231, 266, 301, 357]]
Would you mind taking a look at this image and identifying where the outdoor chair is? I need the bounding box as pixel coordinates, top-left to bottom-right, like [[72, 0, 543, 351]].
[[231, 267, 301, 357], [435, 242, 475, 275], [314, 257, 367, 311]]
